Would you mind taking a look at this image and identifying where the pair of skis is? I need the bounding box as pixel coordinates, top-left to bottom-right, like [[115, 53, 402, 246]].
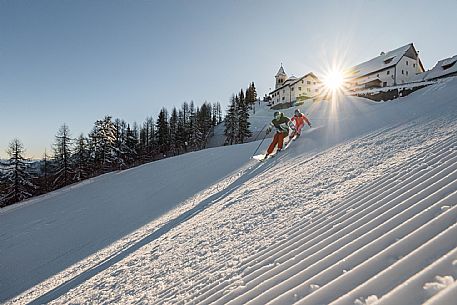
[[252, 134, 298, 162]]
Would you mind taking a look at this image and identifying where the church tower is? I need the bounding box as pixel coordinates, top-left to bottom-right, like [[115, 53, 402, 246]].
[[275, 65, 287, 89]]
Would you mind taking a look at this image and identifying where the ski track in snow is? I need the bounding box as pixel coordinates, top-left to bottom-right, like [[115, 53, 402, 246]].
[[3, 78, 457, 305]]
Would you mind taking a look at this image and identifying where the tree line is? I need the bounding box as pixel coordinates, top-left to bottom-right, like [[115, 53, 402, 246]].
[[0, 81, 258, 208], [224, 82, 257, 145], [0, 100, 223, 207]]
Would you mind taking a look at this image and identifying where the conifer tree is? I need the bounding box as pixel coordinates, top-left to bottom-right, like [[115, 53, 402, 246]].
[[113, 118, 128, 170], [237, 89, 252, 143], [169, 107, 179, 155], [156, 108, 170, 156], [224, 95, 238, 145], [39, 149, 53, 193], [53, 124, 74, 188], [140, 116, 155, 159], [246, 82, 257, 106], [177, 109, 187, 153], [245, 82, 258, 113], [194, 103, 213, 149], [0, 166, 5, 205], [188, 101, 197, 149], [181, 102, 190, 146], [73, 134, 91, 180], [1, 139, 36, 206], [212, 102, 218, 126], [125, 124, 139, 165], [89, 116, 117, 171]]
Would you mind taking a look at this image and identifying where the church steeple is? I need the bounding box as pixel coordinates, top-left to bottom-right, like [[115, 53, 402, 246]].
[[275, 64, 287, 89]]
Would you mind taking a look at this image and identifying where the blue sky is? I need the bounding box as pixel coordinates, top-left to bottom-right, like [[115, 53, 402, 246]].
[[1, 0, 457, 158]]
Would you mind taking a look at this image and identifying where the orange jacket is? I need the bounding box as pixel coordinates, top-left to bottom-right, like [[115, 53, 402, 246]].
[[291, 113, 311, 127]]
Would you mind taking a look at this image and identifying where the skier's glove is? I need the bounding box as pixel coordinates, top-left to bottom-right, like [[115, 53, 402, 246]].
[[266, 127, 272, 134]]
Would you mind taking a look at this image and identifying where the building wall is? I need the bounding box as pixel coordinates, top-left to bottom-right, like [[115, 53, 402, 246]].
[[275, 74, 287, 89], [271, 86, 290, 104], [292, 75, 320, 99], [271, 75, 320, 104], [352, 67, 395, 90], [395, 56, 423, 85], [351, 55, 424, 90]]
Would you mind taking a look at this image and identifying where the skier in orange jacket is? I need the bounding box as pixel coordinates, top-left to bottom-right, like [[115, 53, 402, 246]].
[[290, 109, 311, 138]]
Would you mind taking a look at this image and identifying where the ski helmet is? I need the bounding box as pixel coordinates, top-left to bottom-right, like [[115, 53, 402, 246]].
[[274, 111, 281, 119], [294, 109, 301, 115]]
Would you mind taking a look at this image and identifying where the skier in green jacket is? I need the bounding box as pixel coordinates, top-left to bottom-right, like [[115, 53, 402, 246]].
[[265, 111, 295, 157]]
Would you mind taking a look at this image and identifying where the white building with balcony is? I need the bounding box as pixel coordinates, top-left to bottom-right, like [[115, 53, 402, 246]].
[[348, 43, 425, 91]]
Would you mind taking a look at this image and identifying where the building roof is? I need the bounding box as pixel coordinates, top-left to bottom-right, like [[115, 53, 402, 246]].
[[290, 72, 319, 85], [276, 65, 286, 77], [270, 72, 320, 94], [348, 43, 424, 80], [284, 75, 297, 84], [411, 54, 457, 82]]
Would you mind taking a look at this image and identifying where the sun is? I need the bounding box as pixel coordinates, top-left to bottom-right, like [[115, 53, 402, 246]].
[[323, 69, 345, 91], [317, 47, 352, 98]]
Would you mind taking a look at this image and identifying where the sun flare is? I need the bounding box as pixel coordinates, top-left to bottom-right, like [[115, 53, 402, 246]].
[[317, 48, 352, 99], [324, 70, 344, 90]]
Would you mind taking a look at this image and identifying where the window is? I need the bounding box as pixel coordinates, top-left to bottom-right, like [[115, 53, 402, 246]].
[[298, 87, 302, 91], [413, 63, 416, 68], [282, 97, 285, 100], [291, 87, 294, 91], [387, 70, 390, 75], [301, 80, 304, 84], [384, 58, 393, 64], [383, 82, 387, 87], [313, 82, 316, 85], [377, 74, 379, 77], [315, 89, 318, 92], [307, 88, 311, 92], [283, 89, 285, 93], [406, 60, 409, 65], [402, 70, 404, 74], [307, 81, 311, 85], [406, 71, 409, 76], [442, 61, 456, 70]]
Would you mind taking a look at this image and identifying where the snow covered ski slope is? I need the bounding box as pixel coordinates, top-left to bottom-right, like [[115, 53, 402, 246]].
[[3, 78, 457, 304]]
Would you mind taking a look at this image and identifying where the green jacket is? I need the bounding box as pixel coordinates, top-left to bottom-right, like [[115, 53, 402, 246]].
[[270, 113, 293, 136]]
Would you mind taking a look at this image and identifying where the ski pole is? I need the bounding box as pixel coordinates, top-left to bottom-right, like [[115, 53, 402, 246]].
[[253, 123, 268, 141], [252, 131, 269, 157]]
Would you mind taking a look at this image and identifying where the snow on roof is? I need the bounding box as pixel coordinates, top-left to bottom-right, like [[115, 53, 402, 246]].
[[412, 55, 457, 82], [269, 72, 319, 94], [348, 43, 415, 79], [290, 72, 319, 85], [441, 56, 457, 68], [359, 78, 382, 85]]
